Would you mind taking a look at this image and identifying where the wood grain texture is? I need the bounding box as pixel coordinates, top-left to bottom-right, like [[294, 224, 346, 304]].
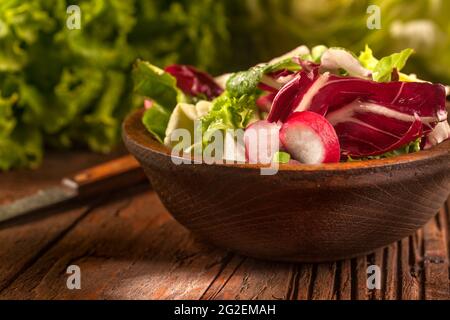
[[123, 109, 450, 262], [201, 259, 293, 300], [0, 205, 92, 293], [295, 264, 313, 300], [338, 260, 352, 300], [0, 191, 231, 300], [368, 250, 383, 300], [423, 210, 449, 299], [0, 193, 449, 299], [310, 263, 337, 300], [352, 256, 368, 300], [383, 242, 399, 300], [400, 236, 420, 300], [0, 150, 124, 294], [1, 150, 449, 300]]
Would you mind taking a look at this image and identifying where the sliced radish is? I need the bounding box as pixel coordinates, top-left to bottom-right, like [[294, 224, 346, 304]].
[[280, 111, 341, 164], [244, 120, 281, 164]]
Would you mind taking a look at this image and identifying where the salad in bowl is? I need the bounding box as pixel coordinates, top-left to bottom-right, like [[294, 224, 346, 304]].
[[133, 45, 450, 166], [125, 45, 450, 261]]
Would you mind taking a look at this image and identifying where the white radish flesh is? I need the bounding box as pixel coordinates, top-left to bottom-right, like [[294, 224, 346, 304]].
[[280, 111, 341, 164], [244, 120, 281, 164]]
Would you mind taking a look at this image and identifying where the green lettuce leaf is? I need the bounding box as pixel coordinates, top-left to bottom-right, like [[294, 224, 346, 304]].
[[0, 0, 231, 170], [133, 61, 191, 142], [142, 104, 170, 144], [201, 93, 256, 146], [311, 45, 328, 63], [0, 126, 43, 171], [0, 93, 42, 170], [132, 61, 179, 110], [359, 45, 420, 83], [272, 151, 291, 164], [226, 56, 304, 97], [359, 46, 414, 82], [0, 93, 17, 138], [372, 48, 414, 82], [358, 45, 379, 70], [225, 66, 265, 97]]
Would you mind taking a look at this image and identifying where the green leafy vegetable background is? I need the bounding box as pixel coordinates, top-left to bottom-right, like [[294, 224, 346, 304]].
[[1, 0, 449, 170]]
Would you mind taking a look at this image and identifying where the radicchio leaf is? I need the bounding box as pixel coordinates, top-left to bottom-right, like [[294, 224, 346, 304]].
[[267, 69, 320, 123], [268, 69, 447, 157], [256, 68, 299, 111], [164, 64, 223, 100]]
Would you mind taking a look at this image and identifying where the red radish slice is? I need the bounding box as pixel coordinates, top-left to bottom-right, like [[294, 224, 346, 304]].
[[280, 111, 340, 164], [244, 120, 281, 164]]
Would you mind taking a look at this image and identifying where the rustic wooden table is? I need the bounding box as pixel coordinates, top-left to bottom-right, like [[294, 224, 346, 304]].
[[0, 151, 448, 300]]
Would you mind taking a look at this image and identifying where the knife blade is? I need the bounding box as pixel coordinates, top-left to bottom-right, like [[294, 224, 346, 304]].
[[0, 155, 146, 223]]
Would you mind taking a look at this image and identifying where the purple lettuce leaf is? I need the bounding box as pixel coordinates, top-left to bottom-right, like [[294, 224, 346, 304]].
[[164, 64, 223, 100]]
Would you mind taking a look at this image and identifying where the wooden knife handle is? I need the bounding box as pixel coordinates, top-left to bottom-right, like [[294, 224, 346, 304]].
[[62, 155, 147, 197]]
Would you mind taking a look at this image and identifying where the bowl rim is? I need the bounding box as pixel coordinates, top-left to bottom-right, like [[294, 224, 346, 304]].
[[123, 108, 450, 172]]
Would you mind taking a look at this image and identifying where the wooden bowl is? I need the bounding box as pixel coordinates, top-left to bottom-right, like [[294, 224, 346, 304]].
[[123, 109, 450, 262]]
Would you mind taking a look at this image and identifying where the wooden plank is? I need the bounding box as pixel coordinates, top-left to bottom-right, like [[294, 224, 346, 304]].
[[296, 264, 313, 300], [0, 191, 232, 300], [352, 256, 368, 300], [200, 255, 246, 300], [0, 205, 92, 293], [338, 260, 352, 300], [437, 207, 449, 291], [204, 259, 293, 300], [413, 228, 425, 299], [0, 193, 134, 299], [423, 210, 449, 300], [368, 249, 383, 300], [310, 263, 337, 300], [400, 236, 420, 300], [0, 151, 124, 294], [383, 242, 398, 300]]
